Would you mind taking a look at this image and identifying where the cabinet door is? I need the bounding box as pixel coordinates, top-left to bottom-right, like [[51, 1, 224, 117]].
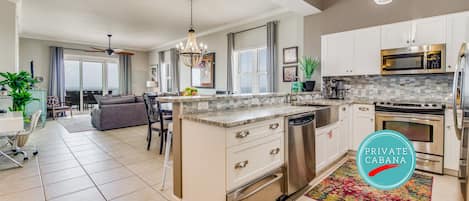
[[352, 105, 375, 151], [381, 21, 412, 49], [353, 27, 381, 75], [338, 105, 351, 155], [327, 127, 340, 161], [315, 129, 328, 171], [446, 11, 469, 72], [322, 32, 354, 76], [444, 109, 461, 171], [413, 15, 446, 46]]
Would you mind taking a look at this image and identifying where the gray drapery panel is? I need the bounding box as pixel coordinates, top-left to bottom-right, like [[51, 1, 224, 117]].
[[119, 54, 132, 95], [158, 51, 165, 92], [227, 33, 235, 93], [49, 46, 65, 102], [267, 21, 278, 92], [170, 48, 180, 93]]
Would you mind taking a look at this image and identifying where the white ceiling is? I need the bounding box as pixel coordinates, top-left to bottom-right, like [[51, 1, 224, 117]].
[[19, 0, 287, 51]]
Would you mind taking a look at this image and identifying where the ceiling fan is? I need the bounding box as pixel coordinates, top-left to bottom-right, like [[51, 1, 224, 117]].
[[87, 34, 134, 56]]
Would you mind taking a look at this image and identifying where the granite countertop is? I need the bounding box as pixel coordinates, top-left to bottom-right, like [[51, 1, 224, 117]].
[[296, 98, 452, 107], [182, 104, 323, 128], [158, 93, 288, 103]]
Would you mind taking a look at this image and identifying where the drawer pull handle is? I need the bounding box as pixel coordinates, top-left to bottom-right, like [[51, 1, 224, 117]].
[[270, 148, 280, 155], [416, 157, 440, 164], [269, 123, 280, 129], [236, 131, 250, 139], [359, 107, 369, 111], [235, 160, 249, 169]]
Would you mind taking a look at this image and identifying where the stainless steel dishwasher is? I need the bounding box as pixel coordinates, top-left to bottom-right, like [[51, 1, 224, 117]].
[[285, 112, 316, 197]]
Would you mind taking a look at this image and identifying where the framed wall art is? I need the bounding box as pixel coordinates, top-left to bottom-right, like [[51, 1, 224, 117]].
[[191, 52, 215, 88], [283, 65, 298, 82], [283, 46, 298, 64]]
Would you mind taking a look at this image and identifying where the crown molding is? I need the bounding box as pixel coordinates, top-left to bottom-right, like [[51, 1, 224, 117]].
[[151, 8, 290, 51]]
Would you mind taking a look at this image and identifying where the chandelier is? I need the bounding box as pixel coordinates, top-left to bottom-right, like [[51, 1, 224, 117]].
[[176, 0, 208, 67]]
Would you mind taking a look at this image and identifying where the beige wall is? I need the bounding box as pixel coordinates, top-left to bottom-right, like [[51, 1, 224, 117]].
[[0, 0, 18, 73], [19, 38, 149, 95], [151, 12, 304, 94], [304, 0, 469, 85]]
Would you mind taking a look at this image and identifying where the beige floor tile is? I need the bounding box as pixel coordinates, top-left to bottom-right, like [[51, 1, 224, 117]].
[[41, 167, 86, 185], [82, 159, 123, 174], [0, 187, 45, 201], [98, 176, 147, 200], [38, 153, 75, 165], [39, 159, 80, 174], [76, 154, 112, 165], [90, 167, 134, 185], [112, 187, 168, 201], [0, 175, 42, 196], [49, 187, 105, 201], [44, 175, 94, 200]]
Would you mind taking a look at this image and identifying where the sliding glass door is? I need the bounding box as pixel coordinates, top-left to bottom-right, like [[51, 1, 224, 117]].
[[64, 57, 119, 112]]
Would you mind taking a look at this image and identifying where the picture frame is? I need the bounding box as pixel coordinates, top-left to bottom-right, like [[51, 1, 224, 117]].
[[191, 52, 216, 88], [283, 65, 298, 82], [283, 46, 298, 64]]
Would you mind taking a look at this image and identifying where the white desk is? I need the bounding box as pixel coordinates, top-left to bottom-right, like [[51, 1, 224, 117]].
[[0, 112, 23, 133]]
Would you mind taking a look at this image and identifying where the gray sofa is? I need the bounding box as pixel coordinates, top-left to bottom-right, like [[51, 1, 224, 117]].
[[91, 95, 147, 131]]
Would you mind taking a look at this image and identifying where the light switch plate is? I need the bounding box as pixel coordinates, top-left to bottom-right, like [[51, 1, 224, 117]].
[[198, 102, 209, 111]]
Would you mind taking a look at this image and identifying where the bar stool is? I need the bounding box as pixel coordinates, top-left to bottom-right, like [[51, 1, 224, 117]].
[[160, 122, 173, 190]]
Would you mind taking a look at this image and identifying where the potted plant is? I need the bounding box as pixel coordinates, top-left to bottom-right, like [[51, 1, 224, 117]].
[[0, 71, 38, 121], [299, 56, 319, 92]]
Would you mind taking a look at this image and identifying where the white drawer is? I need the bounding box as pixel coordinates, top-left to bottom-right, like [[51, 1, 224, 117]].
[[226, 134, 284, 191], [227, 118, 284, 147], [353, 104, 375, 114]]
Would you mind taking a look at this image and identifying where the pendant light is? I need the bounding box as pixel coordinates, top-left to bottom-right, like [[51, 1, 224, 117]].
[[176, 0, 208, 67]]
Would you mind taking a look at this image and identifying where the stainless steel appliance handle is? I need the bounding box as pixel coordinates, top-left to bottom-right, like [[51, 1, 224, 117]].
[[416, 156, 441, 163], [234, 173, 283, 201], [454, 43, 467, 140]]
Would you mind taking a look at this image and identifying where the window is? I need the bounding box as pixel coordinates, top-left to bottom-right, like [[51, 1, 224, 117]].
[[161, 63, 172, 92], [64, 56, 119, 111], [233, 47, 268, 94]]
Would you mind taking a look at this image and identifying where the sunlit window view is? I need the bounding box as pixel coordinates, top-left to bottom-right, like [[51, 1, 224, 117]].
[[233, 47, 268, 94], [64, 58, 119, 112]]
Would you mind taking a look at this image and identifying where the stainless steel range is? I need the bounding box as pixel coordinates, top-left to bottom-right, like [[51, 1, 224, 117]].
[[375, 102, 445, 174]]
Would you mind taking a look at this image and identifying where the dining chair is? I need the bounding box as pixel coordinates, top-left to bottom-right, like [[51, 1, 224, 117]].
[[143, 94, 172, 154], [0, 110, 42, 167]]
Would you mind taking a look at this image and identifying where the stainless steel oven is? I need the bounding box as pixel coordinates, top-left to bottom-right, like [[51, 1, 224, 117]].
[[381, 44, 446, 75], [375, 102, 445, 174]]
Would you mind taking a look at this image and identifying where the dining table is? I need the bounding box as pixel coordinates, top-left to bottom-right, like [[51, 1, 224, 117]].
[[0, 111, 24, 167]]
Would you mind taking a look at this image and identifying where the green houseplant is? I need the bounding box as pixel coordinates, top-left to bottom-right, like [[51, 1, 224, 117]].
[[0, 71, 38, 120], [299, 56, 319, 91]]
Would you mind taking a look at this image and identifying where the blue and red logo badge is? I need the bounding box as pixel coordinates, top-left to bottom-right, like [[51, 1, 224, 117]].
[[356, 130, 416, 190]]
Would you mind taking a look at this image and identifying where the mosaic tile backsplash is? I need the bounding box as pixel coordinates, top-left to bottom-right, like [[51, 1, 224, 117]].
[[182, 96, 287, 114], [324, 74, 454, 103]]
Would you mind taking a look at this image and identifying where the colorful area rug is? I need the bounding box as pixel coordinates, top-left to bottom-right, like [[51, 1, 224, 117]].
[[305, 160, 433, 201]]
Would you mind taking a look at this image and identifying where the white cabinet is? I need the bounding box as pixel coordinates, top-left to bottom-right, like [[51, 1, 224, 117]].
[[338, 105, 351, 155], [444, 109, 461, 171], [322, 27, 380, 77], [322, 31, 354, 76], [353, 27, 381, 75], [446, 11, 469, 72], [381, 15, 446, 50], [316, 124, 340, 171], [352, 104, 375, 151], [413, 16, 446, 46], [381, 21, 413, 49]]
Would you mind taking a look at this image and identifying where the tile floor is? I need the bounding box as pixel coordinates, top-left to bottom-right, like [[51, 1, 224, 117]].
[[0, 118, 464, 201], [0, 120, 172, 201]]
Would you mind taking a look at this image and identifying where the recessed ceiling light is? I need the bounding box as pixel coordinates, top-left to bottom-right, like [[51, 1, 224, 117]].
[[375, 0, 392, 5]]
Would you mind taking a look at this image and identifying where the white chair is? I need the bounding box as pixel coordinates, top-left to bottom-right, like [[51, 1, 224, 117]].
[[160, 122, 173, 190], [2, 110, 42, 162]]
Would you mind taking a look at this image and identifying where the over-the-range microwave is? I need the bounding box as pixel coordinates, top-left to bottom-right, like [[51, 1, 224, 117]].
[[381, 44, 446, 75]]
